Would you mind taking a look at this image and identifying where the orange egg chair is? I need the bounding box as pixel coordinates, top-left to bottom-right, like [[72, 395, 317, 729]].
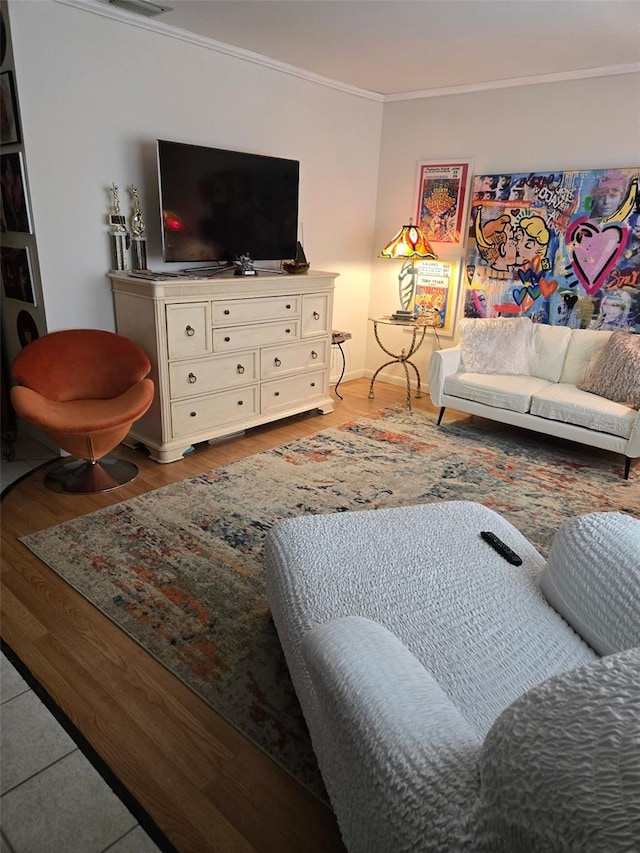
[[10, 329, 154, 493]]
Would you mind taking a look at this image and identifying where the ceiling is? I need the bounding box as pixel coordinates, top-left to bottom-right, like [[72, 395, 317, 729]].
[[105, 0, 640, 97]]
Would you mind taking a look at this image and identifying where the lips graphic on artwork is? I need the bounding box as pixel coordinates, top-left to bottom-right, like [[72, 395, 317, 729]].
[[566, 218, 628, 295]]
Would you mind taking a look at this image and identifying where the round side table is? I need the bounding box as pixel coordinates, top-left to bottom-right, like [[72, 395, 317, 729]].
[[368, 317, 428, 410]]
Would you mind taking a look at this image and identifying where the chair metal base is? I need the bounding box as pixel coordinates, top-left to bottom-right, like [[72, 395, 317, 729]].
[[45, 456, 139, 494]]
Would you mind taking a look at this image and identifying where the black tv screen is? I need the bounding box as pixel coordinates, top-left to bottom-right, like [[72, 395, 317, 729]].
[[157, 140, 300, 264]]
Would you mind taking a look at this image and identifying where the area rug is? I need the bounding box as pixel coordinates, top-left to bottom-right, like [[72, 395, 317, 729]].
[[20, 408, 639, 798]]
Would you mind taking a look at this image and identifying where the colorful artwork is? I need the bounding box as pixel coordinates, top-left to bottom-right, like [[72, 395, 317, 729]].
[[415, 160, 473, 248], [463, 168, 640, 332], [409, 260, 459, 337]]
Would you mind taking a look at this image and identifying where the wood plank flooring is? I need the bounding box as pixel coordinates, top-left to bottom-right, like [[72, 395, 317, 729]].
[[1, 379, 437, 853]]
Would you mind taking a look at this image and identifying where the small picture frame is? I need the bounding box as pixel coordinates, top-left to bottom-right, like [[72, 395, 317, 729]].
[[1, 245, 36, 305], [414, 159, 473, 249], [0, 70, 20, 144], [0, 151, 31, 233]]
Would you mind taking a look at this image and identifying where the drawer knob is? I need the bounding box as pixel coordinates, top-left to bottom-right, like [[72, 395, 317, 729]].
[[274, 357, 282, 367], [237, 364, 245, 374], [237, 399, 243, 406], [190, 411, 197, 417], [313, 311, 320, 320], [285, 328, 291, 334], [224, 309, 230, 315], [224, 336, 231, 343], [186, 325, 195, 337], [274, 391, 280, 397], [188, 372, 197, 384], [311, 350, 318, 359], [310, 382, 316, 387], [286, 304, 291, 309]]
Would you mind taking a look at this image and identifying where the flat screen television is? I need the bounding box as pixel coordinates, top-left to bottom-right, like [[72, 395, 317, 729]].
[[157, 139, 300, 266]]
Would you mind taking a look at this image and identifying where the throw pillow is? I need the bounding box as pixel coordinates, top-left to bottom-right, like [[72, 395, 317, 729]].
[[458, 317, 532, 375], [578, 331, 640, 409]]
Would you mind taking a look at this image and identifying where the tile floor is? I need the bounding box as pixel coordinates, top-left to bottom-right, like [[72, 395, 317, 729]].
[[1, 435, 167, 853]]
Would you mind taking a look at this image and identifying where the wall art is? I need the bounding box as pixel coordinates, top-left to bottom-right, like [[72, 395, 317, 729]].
[[409, 259, 460, 337], [1, 245, 35, 305], [463, 167, 640, 332], [0, 70, 20, 144], [414, 159, 473, 249], [1, 151, 31, 233]]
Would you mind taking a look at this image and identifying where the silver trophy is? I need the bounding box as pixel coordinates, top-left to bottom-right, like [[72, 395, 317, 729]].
[[108, 183, 130, 271], [128, 184, 147, 271]]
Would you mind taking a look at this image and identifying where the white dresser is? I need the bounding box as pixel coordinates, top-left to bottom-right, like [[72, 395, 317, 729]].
[[110, 270, 338, 462]]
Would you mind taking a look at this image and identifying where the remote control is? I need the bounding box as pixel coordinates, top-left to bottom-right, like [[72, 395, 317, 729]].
[[480, 531, 523, 565]]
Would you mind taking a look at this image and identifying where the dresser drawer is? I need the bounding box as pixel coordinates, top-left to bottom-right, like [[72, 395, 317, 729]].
[[261, 370, 327, 415], [171, 385, 258, 438], [301, 294, 330, 338], [169, 351, 258, 399], [213, 320, 299, 352], [166, 303, 211, 358], [213, 295, 300, 326], [261, 339, 329, 380]]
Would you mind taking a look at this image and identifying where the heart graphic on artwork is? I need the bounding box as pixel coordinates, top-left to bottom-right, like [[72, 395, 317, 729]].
[[540, 278, 558, 298], [566, 218, 628, 295], [512, 287, 529, 306]]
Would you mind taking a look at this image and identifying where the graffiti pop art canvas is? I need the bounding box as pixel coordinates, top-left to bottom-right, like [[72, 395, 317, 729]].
[[463, 168, 640, 332]]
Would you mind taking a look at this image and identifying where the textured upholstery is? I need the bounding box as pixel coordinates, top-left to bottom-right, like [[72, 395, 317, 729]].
[[540, 512, 640, 655], [11, 329, 154, 462], [265, 502, 640, 853], [474, 647, 640, 853], [302, 617, 481, 853]]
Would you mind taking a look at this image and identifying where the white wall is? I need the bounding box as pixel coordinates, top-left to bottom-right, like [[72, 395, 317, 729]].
[[370, 73, 640, 388], [7, 0, 383, 376]]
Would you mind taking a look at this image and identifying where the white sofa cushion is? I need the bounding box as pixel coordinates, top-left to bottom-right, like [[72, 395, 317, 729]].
[[529, 324, 572, 382], [540, 512, 640, 656], [530, 383, 636, 438], [444, 373, 550, 414], [458, 317, 532, 375], [560, 329, 612, 385]]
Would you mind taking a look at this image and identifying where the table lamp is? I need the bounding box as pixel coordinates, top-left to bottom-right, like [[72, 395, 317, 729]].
[[379, 219, 437, 319]]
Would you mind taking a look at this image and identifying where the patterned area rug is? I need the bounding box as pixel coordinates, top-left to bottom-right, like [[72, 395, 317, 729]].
[[20, 408, 639, 798]]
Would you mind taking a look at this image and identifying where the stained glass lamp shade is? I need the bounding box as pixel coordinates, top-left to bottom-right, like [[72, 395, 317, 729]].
[[379, 221, 437, 316]]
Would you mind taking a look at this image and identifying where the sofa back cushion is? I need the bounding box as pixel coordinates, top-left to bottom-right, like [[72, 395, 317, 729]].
[[559, 329, 612, 385], [528, 324, 572, 382], [540, 511, 640, 655], [475, 647, 640, 852], [459, 317, 532, 375]]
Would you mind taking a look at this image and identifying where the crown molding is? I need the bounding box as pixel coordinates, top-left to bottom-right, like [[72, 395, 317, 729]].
[[53, 0, 640, 105], [52, 0, 384, 103], [384, 63, 640, 102]]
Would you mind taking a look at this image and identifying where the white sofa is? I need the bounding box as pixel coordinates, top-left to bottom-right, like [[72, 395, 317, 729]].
[[264, 502, 640, 853], [428, 319, 640, 478]]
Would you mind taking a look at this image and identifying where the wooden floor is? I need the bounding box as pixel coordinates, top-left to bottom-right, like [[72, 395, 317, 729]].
[[1, 379, 437, 853]]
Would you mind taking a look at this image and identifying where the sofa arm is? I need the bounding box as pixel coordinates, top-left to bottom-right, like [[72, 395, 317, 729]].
[[627, 408, 640, 458], [428, 346, 461, 406], [302, 616, 481, 853]]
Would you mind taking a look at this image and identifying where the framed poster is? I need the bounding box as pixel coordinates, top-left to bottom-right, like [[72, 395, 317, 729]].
[[463, 167, 640, 332], [410, 259, 459, 337], [0, 71, 20, 144], [0, 151, 31, 233], [414, 159, 473, 248], [1, 245, 35, 305]]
